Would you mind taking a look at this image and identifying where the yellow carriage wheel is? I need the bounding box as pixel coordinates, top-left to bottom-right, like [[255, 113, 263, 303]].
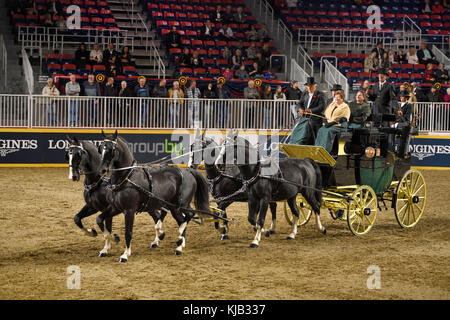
[[347, 185, 377, 235], [283, 194, 312, 226], [394, 169, 426, 228]]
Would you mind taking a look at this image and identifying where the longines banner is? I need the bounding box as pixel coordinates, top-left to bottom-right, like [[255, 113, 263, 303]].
[[0, 130, 449, 169]]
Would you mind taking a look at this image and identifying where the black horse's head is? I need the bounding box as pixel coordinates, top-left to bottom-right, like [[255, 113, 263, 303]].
[[215, 130, 258, 167], [99, 130, 119, 175], [188, 129, 219, 169], [66, 135, 88, 182]]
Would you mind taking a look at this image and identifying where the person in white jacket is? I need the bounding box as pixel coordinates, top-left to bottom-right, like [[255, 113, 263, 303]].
[[42, 78, 60, 125]]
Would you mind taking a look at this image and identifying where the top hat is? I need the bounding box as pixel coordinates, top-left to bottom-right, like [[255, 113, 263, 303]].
[[331, 84, 342, 91], [304, 77, 317, 86]]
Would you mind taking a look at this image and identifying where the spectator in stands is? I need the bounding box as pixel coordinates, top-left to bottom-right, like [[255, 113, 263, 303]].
[[327, 84, 344, 106], [387, 49, 395, 65], [135, 77, 151, 125], [223, 5, 234, 23], [424, 63, 436, 83], [203, 82, 216, 127], [106, 55, 119, 77], [103, 76, 116, 125], [367, 69, 398, 125], [200, 20, 215, 41], [168, 81, 184, 127], [364, 51, 379, 74], [290, 77, 326, 145], [234, 7, 246, 24], [231, 49, 244, 70], [428, 85, 443, 102], [285, 80, 302, 119], [178, 48, 192, 68], [244, 80, 260, 99], [203, 82, 216, 99], [314, 90, 350, 153], [262, 85, 272, 100], [274, 85, 286, 101], [432, 0, 445, 13], [360, 80, 371, 99], [421, 0, 433, 13], [262, 85, 273, 127], [286, 0, 298, 8], [43, 13, 54, 27], [57, 15, 67, 32], [397, 84, 408, 99], [46, 0, 62, 16], [410, 82, 427, 102], [166, 26, 181, 52], [235, 64, 249, 80], [222, 68, 234, 79], [103, 43, 119, 66], [247, 25, 258, 42], [406, 47, 419, 65], [152, 79, 168, 98], [444, 88, 450, 103], [257, 24, 270, 42], [246, 42, 259, 60], [211, 5, 223, 23], [348, 90, 371, 128], [119, 81, 132, 127], [74, 43, 90, 70], [261, 43, 272, 66], [216, 82, 232, 127], [90, 43, 103, 66], [417, 43, 438, 66], [119, 46, 134, 67], [222, 45, 232, 63], [190, 51, 203, 68], [42, 77, 60, 125], [435, 63, 449, 84], [372, 42, 385, 60], [185, 80, 201, 128], [66, 74, 81, 126], [395, 49, 407, 64], [256, 52, 268, 72], [218, 23, 235, 41], [407, 84, 417, 103], [249, 62, 262, 79], [380, 52, 391, 73], [83, 74, 101, 126]]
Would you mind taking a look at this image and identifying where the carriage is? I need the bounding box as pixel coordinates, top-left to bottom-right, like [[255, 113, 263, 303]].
[[279, 120, 426, 235]]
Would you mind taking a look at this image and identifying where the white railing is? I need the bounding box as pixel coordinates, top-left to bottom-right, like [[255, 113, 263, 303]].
[[18, 26, 130, 53], [432, 45, 450, 69], [290, 59, 309, 92], [0, 35, 6, 90], [123, 0, 136, 25], [150, 40, 166, 79], [402, 15, 422, 47], [1, 95, 450, 132], [137, 13, 150, 51], [296, 45, 314, 77], [323, 59, 349, 99], [21, 49, 34, 95]]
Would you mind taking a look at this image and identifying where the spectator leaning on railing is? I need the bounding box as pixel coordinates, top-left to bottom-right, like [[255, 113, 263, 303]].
[[83, 74, 101, 126], [66, 74, 81, 126], [42, 77, 60, 125]]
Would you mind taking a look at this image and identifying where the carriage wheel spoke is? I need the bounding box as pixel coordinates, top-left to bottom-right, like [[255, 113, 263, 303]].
[[397, 202, 408, 214], [410, 204, 416, 223], [412, 173, 420, 193], [413, 183, 424, 197], [401, 205, 410, 224]]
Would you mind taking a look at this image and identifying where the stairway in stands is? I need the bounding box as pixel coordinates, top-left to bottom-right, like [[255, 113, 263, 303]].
[[108, 0, 169, 77]]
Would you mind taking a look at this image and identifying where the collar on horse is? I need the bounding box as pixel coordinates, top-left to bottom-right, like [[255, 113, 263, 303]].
[[84, 173, 106, 192], [107, 160, 137, 192]]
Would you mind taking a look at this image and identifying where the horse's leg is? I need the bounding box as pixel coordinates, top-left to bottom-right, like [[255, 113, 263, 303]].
[[265, 202, 277, 237], [173, 210, 189, 255], [97, 210, 121, 257], [303, 191, 326, 235], [74, 205, 98, 237], [149, 208, 168, 248], [250, 198, 269, 248], [217, 201, 232, 240], [118, 210, 135, 263], [286, 197, 300, 240]]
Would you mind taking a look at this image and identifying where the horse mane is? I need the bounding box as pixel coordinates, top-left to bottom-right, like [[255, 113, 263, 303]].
[[80, 140, 101, 172]]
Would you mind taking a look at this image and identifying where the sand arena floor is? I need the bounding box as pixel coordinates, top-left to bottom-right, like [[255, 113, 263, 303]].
[[0, 168, 449, 300]]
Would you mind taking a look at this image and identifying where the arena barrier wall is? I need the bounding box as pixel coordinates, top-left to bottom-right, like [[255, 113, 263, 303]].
[[0, 129, 449, 169]]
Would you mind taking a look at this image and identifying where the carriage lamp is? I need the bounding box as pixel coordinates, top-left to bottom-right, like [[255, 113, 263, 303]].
[[365, 147, 376, 158]]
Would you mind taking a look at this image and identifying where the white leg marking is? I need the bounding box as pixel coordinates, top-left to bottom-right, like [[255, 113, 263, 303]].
[[251, 225, 263, 246], [119, 245, 131, 261], [315, 213, 325, 232], [176, 222, 187, 252], [288, 216, 298, 239], [68, 153, 73, 179]]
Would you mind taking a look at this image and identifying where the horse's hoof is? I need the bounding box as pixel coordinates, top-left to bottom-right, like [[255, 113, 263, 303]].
[[220, 234, 230, 240], [286, 236, 295, 240], [113, 234, 120, 243], [265, 230, 275, 237], [89, 228, 98, 237], [150, 243, 158, 249], [174, 250, 183, 255], [322, 228, 327, 235], [98, 252, 107, 258], [159, 232, 165, 241], [249, 243, 258, 248], [118, 257, 127, 263], [214, 222, 219, 230]]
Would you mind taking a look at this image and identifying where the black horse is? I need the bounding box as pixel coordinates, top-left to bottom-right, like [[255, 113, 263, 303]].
[[216, 131, 326, 248], [188, 129, 279, 239], [66, 136, 121, 257], [99, 130, 210, 261]]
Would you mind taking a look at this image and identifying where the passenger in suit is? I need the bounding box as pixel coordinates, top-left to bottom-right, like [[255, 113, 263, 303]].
[[289, 77, 326, 145]]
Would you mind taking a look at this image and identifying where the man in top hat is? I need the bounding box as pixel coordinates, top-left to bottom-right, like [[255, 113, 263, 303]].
[[396, 91, 413, 125], [367, 68, 398, 125], [289, 77, 326, 145], [394, 91, 414, 157]]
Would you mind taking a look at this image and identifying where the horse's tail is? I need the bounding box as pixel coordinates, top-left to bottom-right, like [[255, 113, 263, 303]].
[[304, 158, 322, 213], [188, 168, 210, 212]]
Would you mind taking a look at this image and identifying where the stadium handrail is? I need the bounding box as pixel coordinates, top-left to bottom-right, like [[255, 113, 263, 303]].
[[323, 59, 349, 99], [0, 35, 6, 90]]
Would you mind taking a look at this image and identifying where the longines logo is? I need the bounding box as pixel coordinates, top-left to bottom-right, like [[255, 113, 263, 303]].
[[410, 144, 450, 161], [0, 139, 38, 157]]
